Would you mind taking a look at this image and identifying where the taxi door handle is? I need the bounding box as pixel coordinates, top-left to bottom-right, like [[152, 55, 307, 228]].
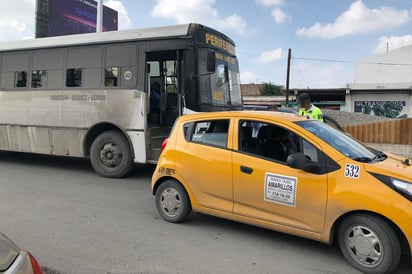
[[240, 165, 253, 174]]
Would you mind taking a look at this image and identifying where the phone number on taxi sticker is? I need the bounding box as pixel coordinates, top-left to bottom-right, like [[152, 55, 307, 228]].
[[344, 164, 360, 178]]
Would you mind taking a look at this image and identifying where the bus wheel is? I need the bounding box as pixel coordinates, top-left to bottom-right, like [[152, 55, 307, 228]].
[[90, 131, 133, 178], [337, 214, 401, 274]]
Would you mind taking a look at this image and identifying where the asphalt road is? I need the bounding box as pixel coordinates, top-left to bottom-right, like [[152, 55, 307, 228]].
[[0, 152, 410, 274]]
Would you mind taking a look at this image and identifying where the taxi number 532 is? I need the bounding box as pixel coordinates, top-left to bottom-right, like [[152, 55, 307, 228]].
[[344, 164, 360, 178]]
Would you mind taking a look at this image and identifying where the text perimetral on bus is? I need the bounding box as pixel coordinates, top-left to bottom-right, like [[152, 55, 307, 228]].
[[204, 33, 236, 56]]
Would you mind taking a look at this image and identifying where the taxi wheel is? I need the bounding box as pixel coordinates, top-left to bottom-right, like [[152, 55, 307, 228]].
[[337, 214, 401, 274], [155, 180, 191, 223]]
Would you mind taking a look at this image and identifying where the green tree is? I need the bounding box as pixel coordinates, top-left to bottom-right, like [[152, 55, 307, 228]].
[[259, 82, 284, 96]]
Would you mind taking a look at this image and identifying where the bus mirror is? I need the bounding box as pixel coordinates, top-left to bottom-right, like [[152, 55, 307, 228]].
[[224, 64, 229, 82], [206, 50, 216, 73]]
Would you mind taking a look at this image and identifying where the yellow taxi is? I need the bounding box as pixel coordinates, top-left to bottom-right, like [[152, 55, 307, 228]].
[[151, 111, 412, 273]]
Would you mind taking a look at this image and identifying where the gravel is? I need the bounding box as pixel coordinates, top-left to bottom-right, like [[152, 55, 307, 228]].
[[322, 109, 393, 127]]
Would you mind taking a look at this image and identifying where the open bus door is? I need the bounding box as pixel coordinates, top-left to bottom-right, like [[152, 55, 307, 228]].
[[146, 50, 183, 161], [146, 51, 183, 127]]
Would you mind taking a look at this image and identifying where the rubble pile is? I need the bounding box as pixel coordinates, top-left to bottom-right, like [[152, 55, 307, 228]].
[[322, 109, 393, 127]]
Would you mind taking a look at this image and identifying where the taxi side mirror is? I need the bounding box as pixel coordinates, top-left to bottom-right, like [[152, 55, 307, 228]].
[[287, 153, 321, 173]]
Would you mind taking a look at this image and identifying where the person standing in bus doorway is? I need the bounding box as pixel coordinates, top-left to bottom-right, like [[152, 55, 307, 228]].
[[150, 81, 161, 108], [297, 93, 324, 122]]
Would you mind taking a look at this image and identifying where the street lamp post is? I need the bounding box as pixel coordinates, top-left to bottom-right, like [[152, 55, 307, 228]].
[[96, 0, 103, 32]]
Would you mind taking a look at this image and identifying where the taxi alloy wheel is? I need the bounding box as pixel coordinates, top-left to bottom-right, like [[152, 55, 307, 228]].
[[337, 214, 401, 274], [155, 180, 191, 223]]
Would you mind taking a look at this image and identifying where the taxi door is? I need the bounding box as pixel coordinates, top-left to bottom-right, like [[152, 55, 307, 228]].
[[176, 118, 234, 213], [233, 120, 328, 234]]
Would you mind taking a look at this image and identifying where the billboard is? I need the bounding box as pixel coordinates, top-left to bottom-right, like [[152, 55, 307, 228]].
[[36, 0, 118, 37]]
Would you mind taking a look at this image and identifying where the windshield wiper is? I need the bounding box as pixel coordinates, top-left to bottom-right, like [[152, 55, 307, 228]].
[[352, 157, 373, 163], [373, 151, 387, 161]]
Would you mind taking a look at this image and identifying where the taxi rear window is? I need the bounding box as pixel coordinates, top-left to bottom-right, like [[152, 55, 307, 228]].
[[184, 119, 229, 148]]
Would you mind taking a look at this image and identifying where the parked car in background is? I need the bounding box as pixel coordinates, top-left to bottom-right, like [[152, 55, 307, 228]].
[[152, 110, 412, 274], [0, 232, 43, 274]]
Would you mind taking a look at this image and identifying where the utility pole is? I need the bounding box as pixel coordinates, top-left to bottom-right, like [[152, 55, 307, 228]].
[[96, 0, 103, 32], [285, 48, 291, 107]]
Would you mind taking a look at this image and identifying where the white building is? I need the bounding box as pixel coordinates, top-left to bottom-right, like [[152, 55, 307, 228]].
[[346, 44, 412, 118]]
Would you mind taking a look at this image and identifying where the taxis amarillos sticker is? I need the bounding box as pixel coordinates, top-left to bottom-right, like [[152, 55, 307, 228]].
[[264, 172, 297, 207]]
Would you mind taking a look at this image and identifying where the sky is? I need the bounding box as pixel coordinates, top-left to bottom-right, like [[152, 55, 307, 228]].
[[1, 0, 412, 89]]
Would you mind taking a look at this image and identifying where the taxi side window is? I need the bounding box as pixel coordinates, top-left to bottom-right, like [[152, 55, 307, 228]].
[[302, 139, 319, 163], [239, 120, 299, 163], [189, 119, 229, 148]]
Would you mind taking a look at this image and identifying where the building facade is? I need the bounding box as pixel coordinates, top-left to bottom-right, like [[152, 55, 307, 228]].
[[347, 44, 412, 118], [242, 44, 412, 118]]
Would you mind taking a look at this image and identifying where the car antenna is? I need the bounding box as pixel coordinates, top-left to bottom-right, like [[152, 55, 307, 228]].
[[402, 158, 410, 166]]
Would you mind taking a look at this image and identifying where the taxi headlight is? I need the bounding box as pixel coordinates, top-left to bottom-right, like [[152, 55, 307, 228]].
[[371, 173, 412, 202], [392, 179, 412, 197]]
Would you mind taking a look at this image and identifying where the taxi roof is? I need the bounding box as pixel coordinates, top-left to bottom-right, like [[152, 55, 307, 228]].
[[178, 110, 309, 123]]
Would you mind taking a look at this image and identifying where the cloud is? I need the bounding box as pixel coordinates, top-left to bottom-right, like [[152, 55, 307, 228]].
[[240, 71, 258, 84], [152, 0, 248, 35], [104, 0, 132, 29], [0, 0, 34, 41], [255, 0, 284, 6], [256, 0, 288, 25], [255, 48, 283, 63], [291, 61, 350, 88], [271, 8, 288, 24], [373, 35, 412, 54], [296, 0, 410, 39]]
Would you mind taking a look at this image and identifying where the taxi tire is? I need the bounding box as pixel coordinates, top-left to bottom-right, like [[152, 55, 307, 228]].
[[90, 131, 133, 178], [155, 180, 191, 223], [337, 214, 401, 274]]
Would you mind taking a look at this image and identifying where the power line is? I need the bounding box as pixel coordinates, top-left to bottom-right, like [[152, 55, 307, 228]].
[[293, 57, 412, 66], [291, 57, 310, 88]]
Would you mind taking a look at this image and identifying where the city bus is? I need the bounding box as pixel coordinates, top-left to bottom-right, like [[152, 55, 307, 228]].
[[0, 23, 243, 178]]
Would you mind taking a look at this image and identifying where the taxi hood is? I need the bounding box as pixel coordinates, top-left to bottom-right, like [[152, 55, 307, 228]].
[[365, 153, 412, 182]]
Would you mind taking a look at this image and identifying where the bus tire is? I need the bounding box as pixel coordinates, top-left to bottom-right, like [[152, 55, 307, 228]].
[[90, 130, 133, 178]]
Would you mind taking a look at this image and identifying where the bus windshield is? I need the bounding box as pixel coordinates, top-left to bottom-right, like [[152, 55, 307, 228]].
[[196, 28, 243, 110], [213, 53, 242, 107], [198, 49, 242, 108]]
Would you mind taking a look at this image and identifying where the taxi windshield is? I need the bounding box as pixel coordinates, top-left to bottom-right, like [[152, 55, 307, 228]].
[[296, 120, 378, 162]]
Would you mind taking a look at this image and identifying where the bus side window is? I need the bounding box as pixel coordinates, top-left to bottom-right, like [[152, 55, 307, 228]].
[[15, 71, 27, 88], [32, 70, 47, 88], [66, 68, 83, 87], [105, 67, 119, 87]]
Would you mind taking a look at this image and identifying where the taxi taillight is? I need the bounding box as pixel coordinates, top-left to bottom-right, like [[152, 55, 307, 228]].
[[161, 138, 169, 151], [28, 251, 44, 274]]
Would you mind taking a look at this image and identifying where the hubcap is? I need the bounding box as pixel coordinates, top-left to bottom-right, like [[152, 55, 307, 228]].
[[160, 188, 181, 217], [346, 225, 383, 267], [100, 143, 122, 167]]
